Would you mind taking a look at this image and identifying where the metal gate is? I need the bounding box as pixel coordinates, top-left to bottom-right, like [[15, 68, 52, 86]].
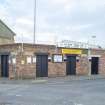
[[91, 57, 99, 75], [66, 55, 76, 75], [36, 54, 48, 77], [1, 55, 9, 77]]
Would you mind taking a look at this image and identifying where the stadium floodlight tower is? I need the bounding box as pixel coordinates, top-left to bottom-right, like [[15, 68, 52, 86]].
[[33, 0, 37, 44]]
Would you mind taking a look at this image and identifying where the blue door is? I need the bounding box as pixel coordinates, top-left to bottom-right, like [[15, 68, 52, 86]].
[[1, 55, 9, 77], [66, 55, 76, 75], [91, 57, 99, 75], [36, 54, 48, 77]]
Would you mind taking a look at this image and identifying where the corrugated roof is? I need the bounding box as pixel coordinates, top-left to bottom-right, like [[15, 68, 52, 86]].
[[0, 19, 16, 39]]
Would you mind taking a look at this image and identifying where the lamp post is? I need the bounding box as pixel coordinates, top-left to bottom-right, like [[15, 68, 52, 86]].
[[33, 0, 37, 44]]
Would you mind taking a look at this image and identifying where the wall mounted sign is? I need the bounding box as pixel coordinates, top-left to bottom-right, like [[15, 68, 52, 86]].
[[27, 57, 32, 64], [62, 49, 82, 55], [53, 55, 63, 63], [12, 58, 16, 64], [82, 49, 88, 54], [33, 57, 36, 63], [21, 60, 25, 65]]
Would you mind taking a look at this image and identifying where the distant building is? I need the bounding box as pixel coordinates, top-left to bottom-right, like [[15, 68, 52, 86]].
[[0, 19, 15, 44]]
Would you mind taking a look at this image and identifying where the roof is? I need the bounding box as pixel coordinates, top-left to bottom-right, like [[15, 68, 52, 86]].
[[0, 43, 104, 51], [0, 43, 55, 48], [0, 19, 16, 39]]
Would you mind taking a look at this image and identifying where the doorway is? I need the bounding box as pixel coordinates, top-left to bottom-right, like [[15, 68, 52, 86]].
[[66, 55, 76, 75], [1, 55, 9, 77], [36, 54, 48, 77], [91, 57, 99, 75]]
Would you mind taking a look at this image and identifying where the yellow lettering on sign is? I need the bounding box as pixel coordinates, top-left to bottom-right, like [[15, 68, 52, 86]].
[[62, 49, 82, 54]]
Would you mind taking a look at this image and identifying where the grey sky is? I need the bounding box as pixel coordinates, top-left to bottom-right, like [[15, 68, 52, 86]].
[[0, 0, 105, 46]]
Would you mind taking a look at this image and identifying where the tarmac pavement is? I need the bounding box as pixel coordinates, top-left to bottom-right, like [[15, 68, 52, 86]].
[[0, 76, 105, 105]]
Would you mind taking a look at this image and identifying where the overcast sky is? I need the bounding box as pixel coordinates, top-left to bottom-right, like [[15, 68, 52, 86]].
[[0, 0, 105, 46]]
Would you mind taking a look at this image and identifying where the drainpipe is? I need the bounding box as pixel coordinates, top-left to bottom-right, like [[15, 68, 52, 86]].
[[88, 48, 91, 77]]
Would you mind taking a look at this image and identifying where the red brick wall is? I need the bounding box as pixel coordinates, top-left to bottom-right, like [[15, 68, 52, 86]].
[[76, 56, 88, 75], [99, 54, 105, 75], [0, 44, 105, 79], [48, 62, 66, 77], [91, 49, 105, 75]]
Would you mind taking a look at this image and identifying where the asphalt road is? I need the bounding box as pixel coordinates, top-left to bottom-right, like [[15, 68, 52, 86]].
[[0, 79, 105, 105]]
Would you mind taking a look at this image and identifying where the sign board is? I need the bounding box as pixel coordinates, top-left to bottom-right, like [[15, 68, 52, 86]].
[[62, 49, 82, 54], [27, 57, 32, 64], [33, 57, 36, 63], [12, 58, 16, 64], [21, 60, 25, 65], [53, 55, 63, 62]]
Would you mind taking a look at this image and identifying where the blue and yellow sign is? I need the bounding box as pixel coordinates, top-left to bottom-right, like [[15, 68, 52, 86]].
[[62, 49, 82, 54]]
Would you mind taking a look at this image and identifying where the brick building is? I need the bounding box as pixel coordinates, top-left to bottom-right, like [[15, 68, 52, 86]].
[[0, 43, 105, 79]]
